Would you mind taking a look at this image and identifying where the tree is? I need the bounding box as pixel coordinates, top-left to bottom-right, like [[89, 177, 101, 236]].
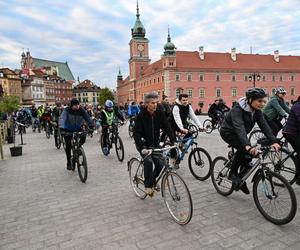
[[98, 87, 114, 106], [0, 95, 20, 114]]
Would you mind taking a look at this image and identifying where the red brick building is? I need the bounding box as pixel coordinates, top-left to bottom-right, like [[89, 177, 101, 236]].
[[117, 3, 300, 112]]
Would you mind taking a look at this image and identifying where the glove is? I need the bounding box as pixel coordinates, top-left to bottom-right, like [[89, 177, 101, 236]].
[[141, 149, 151, 155]]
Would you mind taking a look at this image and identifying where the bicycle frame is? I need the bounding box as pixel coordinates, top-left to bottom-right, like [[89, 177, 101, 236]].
[[177, 136, 196, 161]]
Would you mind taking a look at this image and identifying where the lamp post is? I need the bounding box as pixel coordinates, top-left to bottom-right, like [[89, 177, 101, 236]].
[[248, 73, 260, 88]]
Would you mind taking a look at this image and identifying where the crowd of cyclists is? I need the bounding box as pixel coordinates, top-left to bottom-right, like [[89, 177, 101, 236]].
[[6, 86, 300, 224]]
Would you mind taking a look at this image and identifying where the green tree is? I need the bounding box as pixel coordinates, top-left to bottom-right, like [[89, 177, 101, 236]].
[[98, 87, 114, 106], [0, 95, 20, 114]]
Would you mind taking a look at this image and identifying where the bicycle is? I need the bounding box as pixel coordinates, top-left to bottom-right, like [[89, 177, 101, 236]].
[[128, 116, 135, 138], [203, 114, 224, 134], [63, 131, 88, 183], [211, 140, 297, 225], [172, 130, 212, 181], [45, 121, 51, 139], [100, 121, 124, 161], [186, 118, 198, 139], [127, 145, 193, 225], [53, 124, 65, 150]]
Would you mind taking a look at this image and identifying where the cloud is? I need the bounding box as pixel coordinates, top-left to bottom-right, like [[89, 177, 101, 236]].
[[0, 0, 299, 89]]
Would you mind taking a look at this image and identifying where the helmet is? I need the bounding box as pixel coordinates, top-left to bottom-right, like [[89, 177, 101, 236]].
[[246, 88, 267, 100], [70, 98, 80, 106], [275, 87, 286, 94], [105, 100, 114, 108]]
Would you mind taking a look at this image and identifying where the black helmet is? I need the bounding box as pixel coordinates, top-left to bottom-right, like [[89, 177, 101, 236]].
[[246, 88, 267, 100], [70, 98, 80, 106]]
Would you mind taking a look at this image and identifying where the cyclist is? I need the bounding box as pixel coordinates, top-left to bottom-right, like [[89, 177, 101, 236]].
[[220, 88, 280, 194], [157, 95, 172, 143], [218, 98, 230, 114], [169, 93, 204, 135], [127, 101, 140, 126], [31, 105, 39, 130], [208, 99, 224, 128], [134, 92, 176, 196], [41, 106, 53, 134], [100, 100, 125, 156], [37, 105, 45, 129], [263, 87, 290, 136], [52, 102, 63, 147], [59, 98, 93, 170], [283, 96, 300, 185]]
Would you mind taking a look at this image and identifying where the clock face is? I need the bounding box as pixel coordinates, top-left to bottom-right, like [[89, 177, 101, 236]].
[[138, 44, 144, 51]]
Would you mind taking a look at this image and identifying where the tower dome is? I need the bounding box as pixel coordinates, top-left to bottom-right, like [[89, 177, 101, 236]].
[[164, 27, 176, 56], [131, 1, 146, 38]]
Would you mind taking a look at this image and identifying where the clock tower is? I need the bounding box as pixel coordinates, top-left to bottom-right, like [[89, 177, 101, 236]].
[[128, 1, 150, 81]]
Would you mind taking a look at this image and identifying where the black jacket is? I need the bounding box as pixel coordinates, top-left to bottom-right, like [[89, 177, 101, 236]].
[[220, 101, 276, 148], [134, 108, 175, 151]]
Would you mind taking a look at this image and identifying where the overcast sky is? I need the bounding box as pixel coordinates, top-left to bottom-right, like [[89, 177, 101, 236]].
[[1, 0, 299, 89]]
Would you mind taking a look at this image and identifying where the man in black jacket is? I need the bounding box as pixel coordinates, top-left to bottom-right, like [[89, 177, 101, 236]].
[[220, 88, 280, 194], [134, 92, 176, 196]]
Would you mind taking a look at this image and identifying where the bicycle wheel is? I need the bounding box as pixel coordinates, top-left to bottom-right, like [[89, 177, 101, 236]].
[[211, 156, 234, 196], [188, 147, 212, 181], [128, 158, 147, 199], [253, 170, 297, 225], [56, 133, 62, 149], [249, 129, 265, 147], [266, 148, 297, 185], [161, 172, 193, 225], [203, 119, 213, 134], [100, 134, 109, 155], [128, 124, 134, 138], [115, 135, 124, 162], [188, 124, 198, 139], [77, 148, 88, 183], [45, 125, 50, 139]]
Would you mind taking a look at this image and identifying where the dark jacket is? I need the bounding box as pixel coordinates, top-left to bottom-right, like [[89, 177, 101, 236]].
[[59, 107, 93, 132], [134, 108, 175, 151], [169, 102, 190, 131], [220, 97, 276, 148], [283, 101, 300, 135]]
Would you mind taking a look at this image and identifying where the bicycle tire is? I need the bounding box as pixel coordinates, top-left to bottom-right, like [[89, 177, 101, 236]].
[[253, 170, 297, 225], [115, 135, 125, 162], [128, 124, 134, 138], [266, 147, 297, 185], [128, 157, 147, 199], [55, 132, 62, 149], [188, 147, 212, 181], [211, 156, 234, 196], [100, 134, 110, 155], [203, 119, 213, 134], [249, 129, 265, 147], [161, 172, 193, 225], [77, 147, 88, 183]]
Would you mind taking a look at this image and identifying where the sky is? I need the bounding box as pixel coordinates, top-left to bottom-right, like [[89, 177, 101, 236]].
[[0, 0, 300, 89]]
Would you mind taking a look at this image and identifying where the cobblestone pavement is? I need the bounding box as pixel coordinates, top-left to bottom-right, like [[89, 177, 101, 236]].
[[1, 116, 300, 250]]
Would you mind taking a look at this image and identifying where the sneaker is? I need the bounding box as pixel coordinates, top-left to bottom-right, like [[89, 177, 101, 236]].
[[145, 188, 154, 197], [103, 147, 109, 156], [239, 182, 250, 195]]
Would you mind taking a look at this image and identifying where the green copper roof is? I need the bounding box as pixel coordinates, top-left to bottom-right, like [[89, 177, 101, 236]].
[[164, 27, 176, 55], [131, 1, 146, 38], [32, 58, 75, 80]]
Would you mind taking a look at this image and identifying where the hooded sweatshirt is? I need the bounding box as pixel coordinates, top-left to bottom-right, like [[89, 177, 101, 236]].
[[220, 97, 276, 147]]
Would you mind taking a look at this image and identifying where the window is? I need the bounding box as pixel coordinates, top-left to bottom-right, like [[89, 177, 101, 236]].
[[244, 75, 248, 81], [262, 75, 266, 81], [187, 73, 192, 81], [280, 75, 283, 82], [272, 75, 275, 81], [169, 62, 174, 66], [162, 76, 164, 81], [157, 77, 160, 83], [216, 74, 220, 81], [199, 88, 205, 98], [175, 73, 180, 81], [175, 89, 181, 98], [291, 75, 295, 81], [216, 88, 221, 97], [232, 74, 236, 82], [291, 87, 295, 96], [232, 88, 237, 97], [187, 89, 193, 97], [153, 78, 156, 83], [199, 74, 204, 81]]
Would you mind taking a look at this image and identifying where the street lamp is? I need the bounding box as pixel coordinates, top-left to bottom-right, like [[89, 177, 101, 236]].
[[248, 73, 260, 88]]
